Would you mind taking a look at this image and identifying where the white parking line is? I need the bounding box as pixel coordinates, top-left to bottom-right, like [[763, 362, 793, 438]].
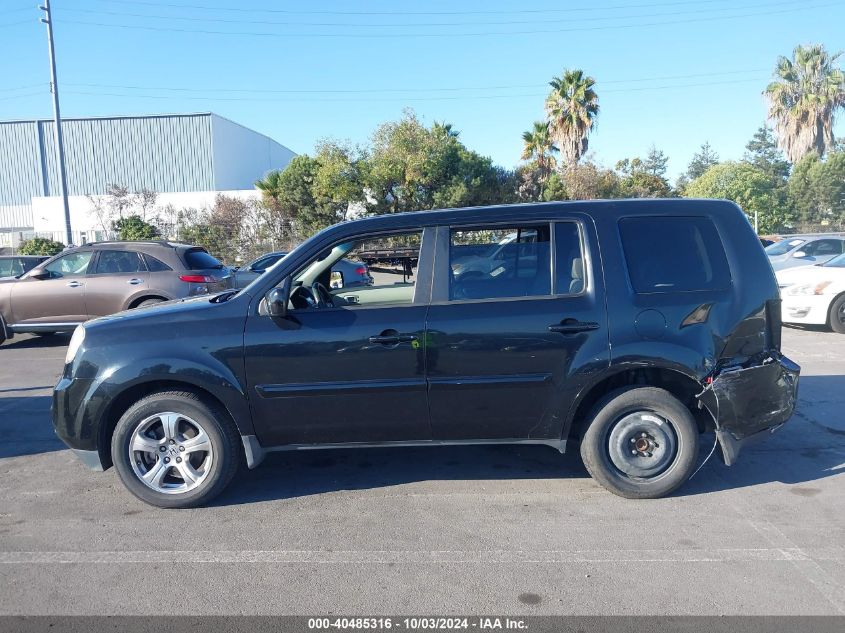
[[1, 548, 843, 564]]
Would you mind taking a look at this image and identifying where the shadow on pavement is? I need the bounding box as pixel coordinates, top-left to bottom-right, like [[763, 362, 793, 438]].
[[1, 333, 70, 350], [0, 395, 65, 458], [216, 375, 845, 506]]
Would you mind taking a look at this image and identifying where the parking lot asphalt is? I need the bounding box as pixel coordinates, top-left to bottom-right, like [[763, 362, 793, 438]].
[[0, 327, 844, 616]]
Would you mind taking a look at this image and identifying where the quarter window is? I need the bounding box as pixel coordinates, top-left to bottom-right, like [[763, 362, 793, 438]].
[[143, 254, 172, 272], [619, 216, 731, 293], [554, 222, 586, 295], [449, 225, 551, 300]]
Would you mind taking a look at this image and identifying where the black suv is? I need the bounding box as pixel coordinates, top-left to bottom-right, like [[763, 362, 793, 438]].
[[53, 200, 799, 508]]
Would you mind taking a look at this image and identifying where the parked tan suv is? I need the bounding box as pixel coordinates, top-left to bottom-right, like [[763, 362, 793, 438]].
[[0, 241, 232, 343]]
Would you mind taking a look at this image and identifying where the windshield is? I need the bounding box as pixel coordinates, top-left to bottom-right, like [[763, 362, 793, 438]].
[[765, 239, 804, 256], [823, 253, 845, 267]]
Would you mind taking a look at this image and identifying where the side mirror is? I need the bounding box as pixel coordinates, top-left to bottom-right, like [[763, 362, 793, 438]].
[[29, 269, 50, 280], [266, 278, 291, 318], [793, 250, 807, 258], [330, 271, 344, 289], [251, 266, 265, 274]]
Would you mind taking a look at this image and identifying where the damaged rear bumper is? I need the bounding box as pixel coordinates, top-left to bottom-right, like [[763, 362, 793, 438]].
[[698, 354, 800, 466]]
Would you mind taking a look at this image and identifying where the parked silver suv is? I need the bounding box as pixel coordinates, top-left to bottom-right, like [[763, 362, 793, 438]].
[[0, 241, 231, 344]]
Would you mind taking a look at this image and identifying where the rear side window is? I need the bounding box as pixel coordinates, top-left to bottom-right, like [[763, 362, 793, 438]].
[[94, 250, 145, 274], [143, 254, 172, 272], [450, 225, 551, 300], [619, 216, 731, 293], [184, 249, 223, 270]]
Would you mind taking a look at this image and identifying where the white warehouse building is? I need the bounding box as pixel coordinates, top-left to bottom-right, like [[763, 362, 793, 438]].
[[0, 112, 295, 247]]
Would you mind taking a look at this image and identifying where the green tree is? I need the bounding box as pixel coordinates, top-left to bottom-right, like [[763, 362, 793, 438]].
[[687, 142, 719, 180], [788, 151, 845, 226], [684, 162, 793, 233], [17, 237, 64, 256], [521, 121, 558, 178], [615, 155, 671, 197], [561, 161, 620, 200], [365, 111, 506, 214], [545, 69, 599, 167], [744, 124, 790, 183], [642, 145, 669, 177], [112, 214, 159, 240], [765, 44, 845, 163]]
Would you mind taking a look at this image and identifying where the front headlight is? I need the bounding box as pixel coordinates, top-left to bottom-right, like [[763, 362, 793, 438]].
[[786, 281, 832, 296], [65, 325, 85, 365]]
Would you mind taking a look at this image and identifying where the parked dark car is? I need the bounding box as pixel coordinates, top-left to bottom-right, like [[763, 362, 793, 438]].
[[232, 251, 373, 289], [0, 241, 231, 342], [0, 255, 48, 279], [53, 200, 799, 508]]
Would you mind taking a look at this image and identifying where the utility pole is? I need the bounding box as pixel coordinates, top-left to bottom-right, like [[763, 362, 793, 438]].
[[40, 0, 73, 246]]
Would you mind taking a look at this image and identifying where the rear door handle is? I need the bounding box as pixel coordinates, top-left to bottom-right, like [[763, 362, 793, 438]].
[[127, 278, 144, 285], [66, 281, 83, 288], [548, 321, 600, 334]]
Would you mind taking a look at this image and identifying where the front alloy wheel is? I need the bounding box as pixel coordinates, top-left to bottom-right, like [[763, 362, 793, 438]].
[[112, 391, 241, 508], [129, 412, 214, 494]]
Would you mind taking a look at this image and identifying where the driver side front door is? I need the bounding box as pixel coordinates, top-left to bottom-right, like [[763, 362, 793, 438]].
[[10, 251, 93, 326], [243, 228, 433, 448]]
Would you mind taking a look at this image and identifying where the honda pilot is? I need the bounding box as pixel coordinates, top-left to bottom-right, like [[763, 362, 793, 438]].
[[52, 200, 800, 508]]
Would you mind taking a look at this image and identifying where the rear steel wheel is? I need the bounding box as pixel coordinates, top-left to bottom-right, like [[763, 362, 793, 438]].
[[580, 386, 699, 499]]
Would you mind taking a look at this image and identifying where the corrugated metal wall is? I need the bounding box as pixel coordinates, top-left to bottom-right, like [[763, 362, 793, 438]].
[[0, 114, 216, 228]]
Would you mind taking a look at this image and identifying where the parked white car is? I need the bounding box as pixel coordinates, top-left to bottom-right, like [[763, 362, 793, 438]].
[[765, 234, 845, 271], [777, 253, 845, 333]]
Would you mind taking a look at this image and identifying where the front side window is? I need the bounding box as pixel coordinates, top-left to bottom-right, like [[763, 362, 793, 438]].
[[94, 250, 145, 274], [619, 216, 731, 294], [450, 225, 551, 300], [289, 231, 421, 310], [43, 252, 93, 278]]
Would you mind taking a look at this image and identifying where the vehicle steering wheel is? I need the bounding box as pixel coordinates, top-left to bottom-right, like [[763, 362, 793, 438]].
[[311, 282, 335, 308]]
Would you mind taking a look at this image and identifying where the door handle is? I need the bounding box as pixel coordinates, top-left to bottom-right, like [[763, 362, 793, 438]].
[[66, 281, 83, 288], [368, 331, 418, 345], [548, 320, 600, 334], [127, 278, 144, 285]]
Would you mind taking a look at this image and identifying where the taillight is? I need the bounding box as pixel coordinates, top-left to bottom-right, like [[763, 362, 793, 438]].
[[179, 274, 217, 283], [355, 266, 368, 275]]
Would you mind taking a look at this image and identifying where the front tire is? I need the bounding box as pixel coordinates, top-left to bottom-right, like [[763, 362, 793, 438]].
[[580, 387, 699, 499], [111, 391, 241, 508], [829, 294, 845, 334]]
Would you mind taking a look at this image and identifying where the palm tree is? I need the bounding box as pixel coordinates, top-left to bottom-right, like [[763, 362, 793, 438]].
[[255, 169, 284, 204], [765, 44, 845, 163], [521, 121, 558, 175], [545, 69, 599, 168]]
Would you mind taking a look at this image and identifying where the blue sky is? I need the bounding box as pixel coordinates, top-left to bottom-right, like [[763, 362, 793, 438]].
[[1, 0, 843, 181]]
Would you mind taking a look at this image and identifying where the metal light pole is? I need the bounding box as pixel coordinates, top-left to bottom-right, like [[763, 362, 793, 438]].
[[40, 0, 73, 246]]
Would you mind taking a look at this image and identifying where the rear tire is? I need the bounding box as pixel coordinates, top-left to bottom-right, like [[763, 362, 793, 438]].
[[111, 391, 241, 508], [135, 298, 165, 309], [829, 295, 845, 334], [580, 386, 699, 499]]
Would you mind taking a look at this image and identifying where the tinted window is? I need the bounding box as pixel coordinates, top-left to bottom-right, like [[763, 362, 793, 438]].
[[0, 258, 35, 277], [619, 216, 731, 293], [450, 225, 551, 300], [804, 239, 843, 256], [184, 249, 223, 270], [43, 252, 93, 278], [765, 238, 804, 256], [94, 250, 145, 274], [143, 254, 172, 272], [554, 222, 585, 295], [252, 254, 284, 271]]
